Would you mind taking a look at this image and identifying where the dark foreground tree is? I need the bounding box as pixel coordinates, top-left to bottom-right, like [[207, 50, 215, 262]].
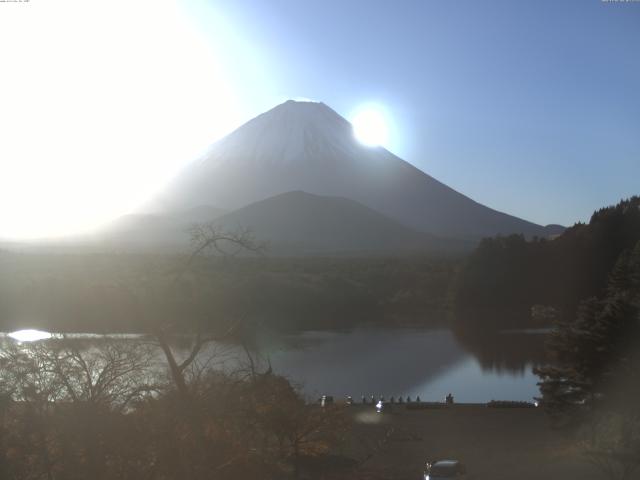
[[455, 196, 640, 330], [535, 241, 640, 479]]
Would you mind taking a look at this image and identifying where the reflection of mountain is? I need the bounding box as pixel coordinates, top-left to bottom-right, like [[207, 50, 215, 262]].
[[6, 330, 541, 402], [452, 325, 548, 374], [251, 328, 468, 398]]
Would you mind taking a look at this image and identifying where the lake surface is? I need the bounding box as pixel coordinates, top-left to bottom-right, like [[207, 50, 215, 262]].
[[2, 326, 545, 403], [249, 327, 543, 403]]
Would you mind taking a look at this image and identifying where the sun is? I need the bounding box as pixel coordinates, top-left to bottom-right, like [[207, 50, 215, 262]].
[[8, 329, 53, 342], [351, 107, 389, 147]]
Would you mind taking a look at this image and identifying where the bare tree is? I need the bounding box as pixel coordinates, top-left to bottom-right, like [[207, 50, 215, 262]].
[[151, 223, 265, 401], [116, 224, 267, 480], [0, 337, 159, 480]]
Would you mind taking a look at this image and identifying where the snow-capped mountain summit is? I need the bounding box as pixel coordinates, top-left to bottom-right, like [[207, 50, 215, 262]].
[[198, 100, 362, 169], [153, 100, 558, 239]]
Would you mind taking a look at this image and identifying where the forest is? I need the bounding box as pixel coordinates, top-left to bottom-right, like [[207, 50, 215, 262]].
[[455, 197, 640, 479], [0, 253, 456, 334], [2, 197, 639, 337], [454, 196, 640, 330]]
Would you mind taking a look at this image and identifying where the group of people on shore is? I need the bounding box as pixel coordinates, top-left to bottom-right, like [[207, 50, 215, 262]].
[[341, 393, 455, 405]]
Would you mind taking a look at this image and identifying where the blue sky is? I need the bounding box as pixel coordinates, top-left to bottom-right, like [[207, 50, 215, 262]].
[[187, 0, 640, 227]]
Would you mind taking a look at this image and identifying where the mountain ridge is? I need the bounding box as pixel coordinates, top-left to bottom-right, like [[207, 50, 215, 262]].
[[96, 191, 469, 255], [212, 190, 469, 255], [152, 100, 562, 240]]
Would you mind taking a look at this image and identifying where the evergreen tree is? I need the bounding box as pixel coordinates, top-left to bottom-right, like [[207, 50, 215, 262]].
[[535, 241, 640, 423], [455, 196, 640, 330]]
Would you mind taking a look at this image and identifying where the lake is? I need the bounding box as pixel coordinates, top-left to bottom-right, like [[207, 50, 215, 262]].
[[2, 326, 546, 403], [249, 327, 545, 402]]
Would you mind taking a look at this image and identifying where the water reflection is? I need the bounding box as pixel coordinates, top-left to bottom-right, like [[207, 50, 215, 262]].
[[249, 327, 543, 402], [7, 329, 53, 342], [452, 326, 548, 374], [253, 328, 468, 400], [0, 326, 546, 403]]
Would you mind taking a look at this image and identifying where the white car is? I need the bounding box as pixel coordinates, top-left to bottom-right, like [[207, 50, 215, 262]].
[[424, 460, 467, 479]]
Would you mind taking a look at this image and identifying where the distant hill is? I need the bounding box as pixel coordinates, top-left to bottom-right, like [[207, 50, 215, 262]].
[[541, 224, 566, 238], [94, 205, 225, 249], [151, 100, 562, 240], [172, 205, 226, 224], [213, 190, 468, 255], [91, 192, 468, 255]]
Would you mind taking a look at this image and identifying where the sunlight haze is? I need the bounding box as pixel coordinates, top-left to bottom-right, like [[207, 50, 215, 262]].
[[1, 0, 638, 238], [0, 4, 638, 479], [0, 0, 247, 239]]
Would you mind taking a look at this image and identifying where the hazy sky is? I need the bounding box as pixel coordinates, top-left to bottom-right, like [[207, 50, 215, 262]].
[[0, 0, 638, 237]]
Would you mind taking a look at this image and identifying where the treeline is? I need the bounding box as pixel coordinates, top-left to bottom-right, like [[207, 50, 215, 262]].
[[454, 196, 640, 329], [0, 253, 457, 333]]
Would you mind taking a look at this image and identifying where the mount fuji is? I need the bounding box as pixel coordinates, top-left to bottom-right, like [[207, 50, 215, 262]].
[[150, 100, 561, 241]]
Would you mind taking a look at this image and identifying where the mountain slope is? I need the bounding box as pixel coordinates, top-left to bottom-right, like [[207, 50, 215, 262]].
[[152, 100, 560, 239], [213, 191, 460, 255], [96, 205, 225, 248]]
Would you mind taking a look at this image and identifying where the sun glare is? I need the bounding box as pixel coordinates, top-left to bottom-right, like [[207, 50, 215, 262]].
[[8, 329, 53, 342], [351, 107, 390, 147], [0, 0, 252, 239]]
